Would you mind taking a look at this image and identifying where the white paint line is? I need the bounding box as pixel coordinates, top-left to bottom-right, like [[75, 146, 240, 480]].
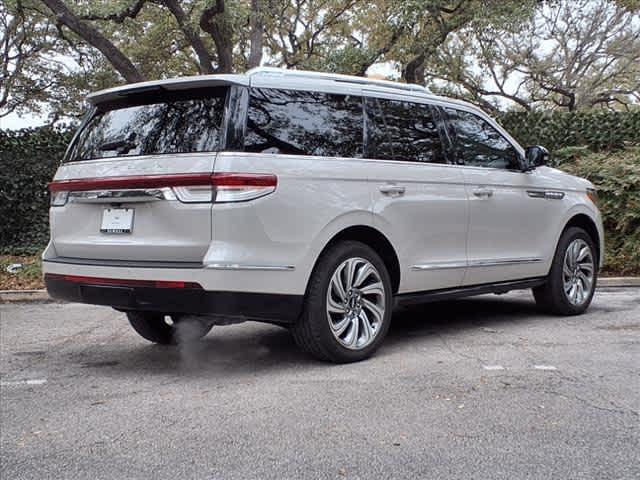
[[483, 365, 505, 371], [533, 365, 558, 371], [0, 379, 47, 387]]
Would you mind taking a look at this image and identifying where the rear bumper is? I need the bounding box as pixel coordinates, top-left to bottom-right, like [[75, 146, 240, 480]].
[[44, 274, 302, 324]]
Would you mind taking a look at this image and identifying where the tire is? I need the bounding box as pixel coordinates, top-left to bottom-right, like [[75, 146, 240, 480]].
[[291, 241, 393, 363], [126, 312, 213, 345], [533, 227, 598, 315]]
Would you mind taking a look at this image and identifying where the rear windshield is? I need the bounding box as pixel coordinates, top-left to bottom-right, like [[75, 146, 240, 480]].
[[65, 87, 227, 162]]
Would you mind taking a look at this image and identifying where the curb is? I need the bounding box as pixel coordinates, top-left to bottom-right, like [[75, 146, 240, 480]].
[[0, 290, 53, 303], [598, 277, 640, 287], [2, 278, 639, 303]]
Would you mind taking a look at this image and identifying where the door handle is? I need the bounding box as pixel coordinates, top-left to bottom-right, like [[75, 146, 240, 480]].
[[472, 187, 494, 198], [379, 185, 405, 196]]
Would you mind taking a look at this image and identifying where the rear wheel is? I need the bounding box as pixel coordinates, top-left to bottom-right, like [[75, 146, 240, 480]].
[[291, 241, 393, 363], [127, 312, 213, 345], [533, 227, 597, 315]]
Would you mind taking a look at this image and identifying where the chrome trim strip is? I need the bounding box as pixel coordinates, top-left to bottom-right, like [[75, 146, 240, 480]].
[[69, 188, 175, 203], [527, 190, 546, 199], [544, 191, 565, 200], [527, 190, 565, 200], [467, 258, 544, 268], [412, 258, 543, 271], [411, 261, 467, 271], [205, 263, 295, 271]]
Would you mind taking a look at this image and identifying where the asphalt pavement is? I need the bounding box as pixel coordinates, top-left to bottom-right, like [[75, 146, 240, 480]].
[[1, 288, 638, 479]]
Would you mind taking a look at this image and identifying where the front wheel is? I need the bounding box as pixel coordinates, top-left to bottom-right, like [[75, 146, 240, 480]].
[[533, 227, 597, 315], [291, 241, 393, 363]]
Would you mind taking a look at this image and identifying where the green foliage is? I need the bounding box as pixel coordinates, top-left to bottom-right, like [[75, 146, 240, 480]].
[[0, 126, 74, 254], [557, 146, 640, 275], [498, 110, 640, 153]]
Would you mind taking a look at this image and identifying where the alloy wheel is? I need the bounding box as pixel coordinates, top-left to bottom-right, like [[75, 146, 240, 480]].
[[326, 257, 386, 350], [562, 239, 595, 306]]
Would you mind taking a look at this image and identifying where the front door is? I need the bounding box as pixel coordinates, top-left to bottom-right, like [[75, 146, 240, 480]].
[[443, 107, 552, 285]]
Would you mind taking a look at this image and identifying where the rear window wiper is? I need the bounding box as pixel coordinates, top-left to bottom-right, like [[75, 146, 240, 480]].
[[98, 136, 137, 154]]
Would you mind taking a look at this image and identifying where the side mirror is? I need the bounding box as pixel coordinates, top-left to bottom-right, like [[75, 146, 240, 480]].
[[524, 145, 550, 171]]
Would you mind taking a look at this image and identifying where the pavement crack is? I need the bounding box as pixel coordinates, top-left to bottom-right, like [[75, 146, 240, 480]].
[[437, 333, 484, 365], [543, 389, 639, 417]]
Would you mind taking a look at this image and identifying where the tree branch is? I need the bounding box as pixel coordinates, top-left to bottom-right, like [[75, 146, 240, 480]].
[[80, 0, 148, 23], [162, 0, 215, 74], [199, 0, 233, 73], [40, 0, 144, 82]]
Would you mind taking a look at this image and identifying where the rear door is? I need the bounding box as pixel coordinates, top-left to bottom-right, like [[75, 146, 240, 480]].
[[49, 86, 230, 263], [364, 93, 468, 293]]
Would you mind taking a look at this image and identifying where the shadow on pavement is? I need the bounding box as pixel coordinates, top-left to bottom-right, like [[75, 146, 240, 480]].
[[75, 293, 543, 378], [388, 293, 539, 341]]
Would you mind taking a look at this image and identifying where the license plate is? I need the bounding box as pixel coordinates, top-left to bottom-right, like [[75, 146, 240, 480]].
[[101, 208, 134, 234]]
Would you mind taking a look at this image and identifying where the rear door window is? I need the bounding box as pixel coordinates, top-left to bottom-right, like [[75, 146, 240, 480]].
[[445, 108, 521, 170], [365, 97, 446, 164], [244, 88, 364, 158], [66, 87, 227, 162]]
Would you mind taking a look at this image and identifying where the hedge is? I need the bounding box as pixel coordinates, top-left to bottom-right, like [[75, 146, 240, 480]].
[[497, 110, 640, 153], [0, 127, 74, 255], [1, 111, 639, 275], [556, 146, 640, 275]]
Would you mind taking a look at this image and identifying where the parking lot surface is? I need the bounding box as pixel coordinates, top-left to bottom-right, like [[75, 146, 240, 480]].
[[1, 288, 639, 480]]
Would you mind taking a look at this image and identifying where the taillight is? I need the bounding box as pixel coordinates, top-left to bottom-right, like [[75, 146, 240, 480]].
[[211, 173, 277, 203], [172, 186, 213, 203], [50, 190, 69, 206], [170, 173, 277, 203], [48, 173, 277, 204]]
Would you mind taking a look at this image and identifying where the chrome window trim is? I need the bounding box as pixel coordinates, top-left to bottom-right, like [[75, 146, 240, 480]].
[[216, 151, 519, 174]]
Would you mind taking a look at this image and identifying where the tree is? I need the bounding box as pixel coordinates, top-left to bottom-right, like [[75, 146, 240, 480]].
[[1, 0, 71, 118], [4, 0, 635, 121], [425, 0, 640, 111]]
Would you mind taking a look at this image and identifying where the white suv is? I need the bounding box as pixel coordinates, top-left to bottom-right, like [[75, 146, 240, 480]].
[[44, 67, 604, 363]]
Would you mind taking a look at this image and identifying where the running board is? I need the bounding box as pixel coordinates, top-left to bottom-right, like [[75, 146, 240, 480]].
[[394, 277, 546, 308]]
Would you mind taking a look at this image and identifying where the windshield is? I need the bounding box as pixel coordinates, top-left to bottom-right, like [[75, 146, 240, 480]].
[[65, 87, 228, 162]]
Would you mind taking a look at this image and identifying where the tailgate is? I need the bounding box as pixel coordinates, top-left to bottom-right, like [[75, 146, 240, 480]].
[[50, 155, 216, 263], [48, 86, 228, 263]]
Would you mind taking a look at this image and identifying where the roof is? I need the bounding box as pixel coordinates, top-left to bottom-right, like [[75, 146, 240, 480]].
[[86, 68, 440, 104], [85, 67, 478, 114]]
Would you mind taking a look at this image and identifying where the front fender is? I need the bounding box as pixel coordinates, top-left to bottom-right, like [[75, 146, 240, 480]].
[[554, 202, 604, 269]]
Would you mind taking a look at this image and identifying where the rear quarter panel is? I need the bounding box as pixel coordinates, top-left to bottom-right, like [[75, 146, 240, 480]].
[[206, 152, 372, 294]]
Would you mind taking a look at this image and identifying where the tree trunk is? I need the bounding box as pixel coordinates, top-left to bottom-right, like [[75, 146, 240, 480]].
[[247, 0, 264, 68], [402, 53, 426, 84], [200, 0, 234, 73], [162, 0, 215, 74], [40, 0, 144, 83]]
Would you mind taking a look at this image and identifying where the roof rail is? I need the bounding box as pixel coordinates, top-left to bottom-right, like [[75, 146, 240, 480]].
[[246, 67, 430, 94]]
